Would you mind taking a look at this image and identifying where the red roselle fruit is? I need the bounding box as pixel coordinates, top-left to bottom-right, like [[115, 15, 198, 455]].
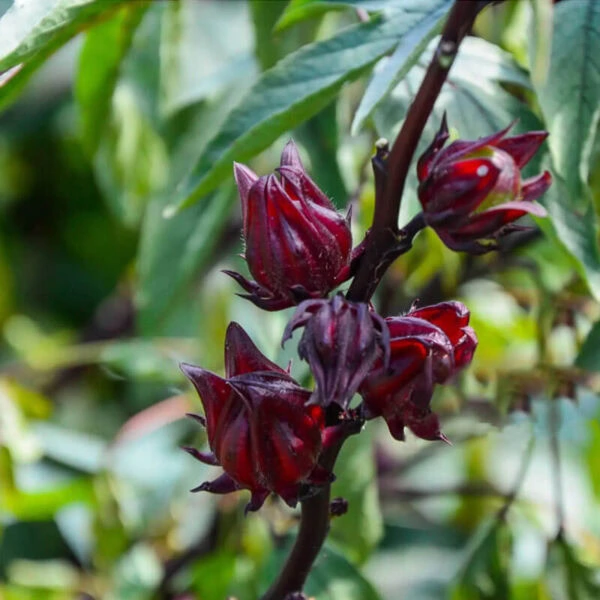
[[360, 301, 477, 442], [181, 322, 333, 512], [282, 294, 389, 410], [417, 116, 552, 253], [224, 141, 354, 311]]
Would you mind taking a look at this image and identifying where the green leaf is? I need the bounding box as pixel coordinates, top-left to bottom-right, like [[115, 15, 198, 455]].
[[450, 519, 512, 600], [536, 166, 600, 301], [275, 0, 406, 32], [576, 319, 600, 372], [351, 0, 452, 134], [546, 537, 600, 600], [159, 0, 256, 115], [529, 0, 553, 87], [75, 2, 149, 155], [136, 182, 235, 334], [0, 0, 127, 70], [373, 36, 532, 134], [534, 0, 600, 211], [250, 0, 289, 70], [261, 542, 382, 600], [93, 83, 169, 227], [0, 62, 38, 113], [33, 422, 106, 474], [0, 0, 134, 113], [167, 0, 454, 214], [190, 551, 237, 600], [296, 101, 348, 209], [136, 92, 243, 334], [0, 379, 47, 462], [2, 478, 94, 520], [109, 544, 162, 600], [329, 431, 383, 564]]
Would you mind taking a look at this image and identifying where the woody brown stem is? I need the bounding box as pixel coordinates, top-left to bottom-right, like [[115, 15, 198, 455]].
[[347, 0, 494, 302], [260, 423, 359, 600], [261, 2, 498, 598]]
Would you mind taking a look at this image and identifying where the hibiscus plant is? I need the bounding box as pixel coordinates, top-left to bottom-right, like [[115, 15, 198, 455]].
[[1, 0, 600, 599]]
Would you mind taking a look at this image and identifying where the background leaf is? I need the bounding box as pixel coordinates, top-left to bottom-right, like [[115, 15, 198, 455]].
[[329, 431, 383, 565], [261, 542, 382, 600], [534, 0, 600, 210], [275, 0, 410, 31], [159, 0, 256, 116], [351, 0, 452, 133], [537, 168, 600, 301], [546, 537, 600, 600], [167, 0, 454, 214], [0, 0, 129, 112], [0, 0, 122, 69], [75, 2, 149, 155], [576, 319, 600, 372]]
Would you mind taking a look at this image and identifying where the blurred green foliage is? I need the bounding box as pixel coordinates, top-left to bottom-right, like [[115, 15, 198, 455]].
[[0, 0, 599, 598]]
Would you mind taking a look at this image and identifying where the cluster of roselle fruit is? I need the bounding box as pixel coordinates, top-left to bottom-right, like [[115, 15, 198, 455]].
[[181, 119, 551, 513]]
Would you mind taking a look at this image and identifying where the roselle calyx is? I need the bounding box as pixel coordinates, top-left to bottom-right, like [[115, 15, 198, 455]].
[[417, 116, 552, 253], [181, 322, 333, 512], [224, 141, 353, 310], [360, 301, 477, 442], [283, 294, 389, 410]]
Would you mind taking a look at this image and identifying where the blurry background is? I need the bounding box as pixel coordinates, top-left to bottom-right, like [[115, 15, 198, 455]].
[[1, 0, 600, 598]]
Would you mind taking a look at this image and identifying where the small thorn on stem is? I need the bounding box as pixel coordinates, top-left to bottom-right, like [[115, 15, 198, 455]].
[[438, 40, 457, 69], [330, 497, 349, 517], [374, 138, 390, 164]]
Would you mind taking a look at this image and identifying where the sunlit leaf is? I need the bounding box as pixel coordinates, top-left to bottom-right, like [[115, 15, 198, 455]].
[[75, 2, 149, 154], [529, 0, 553, 87], [545, 536, 600, 600], [0, 0, 130, 112], [0, 379, 47, 461], [3, 478, 94, 520], [275, 0, 409, 32], [160, 0, 256, 116], [94, 83, 169, 227]]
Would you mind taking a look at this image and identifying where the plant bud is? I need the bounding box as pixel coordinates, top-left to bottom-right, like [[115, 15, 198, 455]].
[[224, 141, 353, 310], [283, 294, 389, 410], [417, 116, 551, 253], [360, 301, 477, 442], [182, 322, 332, 512]]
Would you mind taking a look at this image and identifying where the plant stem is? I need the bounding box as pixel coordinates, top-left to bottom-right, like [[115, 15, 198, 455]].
[[261, 2, 497, 597], [260, 426, 357, 600], [347, 0, 491, 302]]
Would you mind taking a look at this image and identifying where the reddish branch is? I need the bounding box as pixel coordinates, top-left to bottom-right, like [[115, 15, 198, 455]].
[[261, 2, 498, 598], [347, 0, 497, 302]]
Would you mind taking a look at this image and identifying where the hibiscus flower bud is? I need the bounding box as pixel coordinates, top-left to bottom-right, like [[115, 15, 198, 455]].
[[417, 116, 552, 253], [224, 141, 353, 311], [282, 294, 389, 410], [181, 322, 332, 512], [359, 301, 477, 442]]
